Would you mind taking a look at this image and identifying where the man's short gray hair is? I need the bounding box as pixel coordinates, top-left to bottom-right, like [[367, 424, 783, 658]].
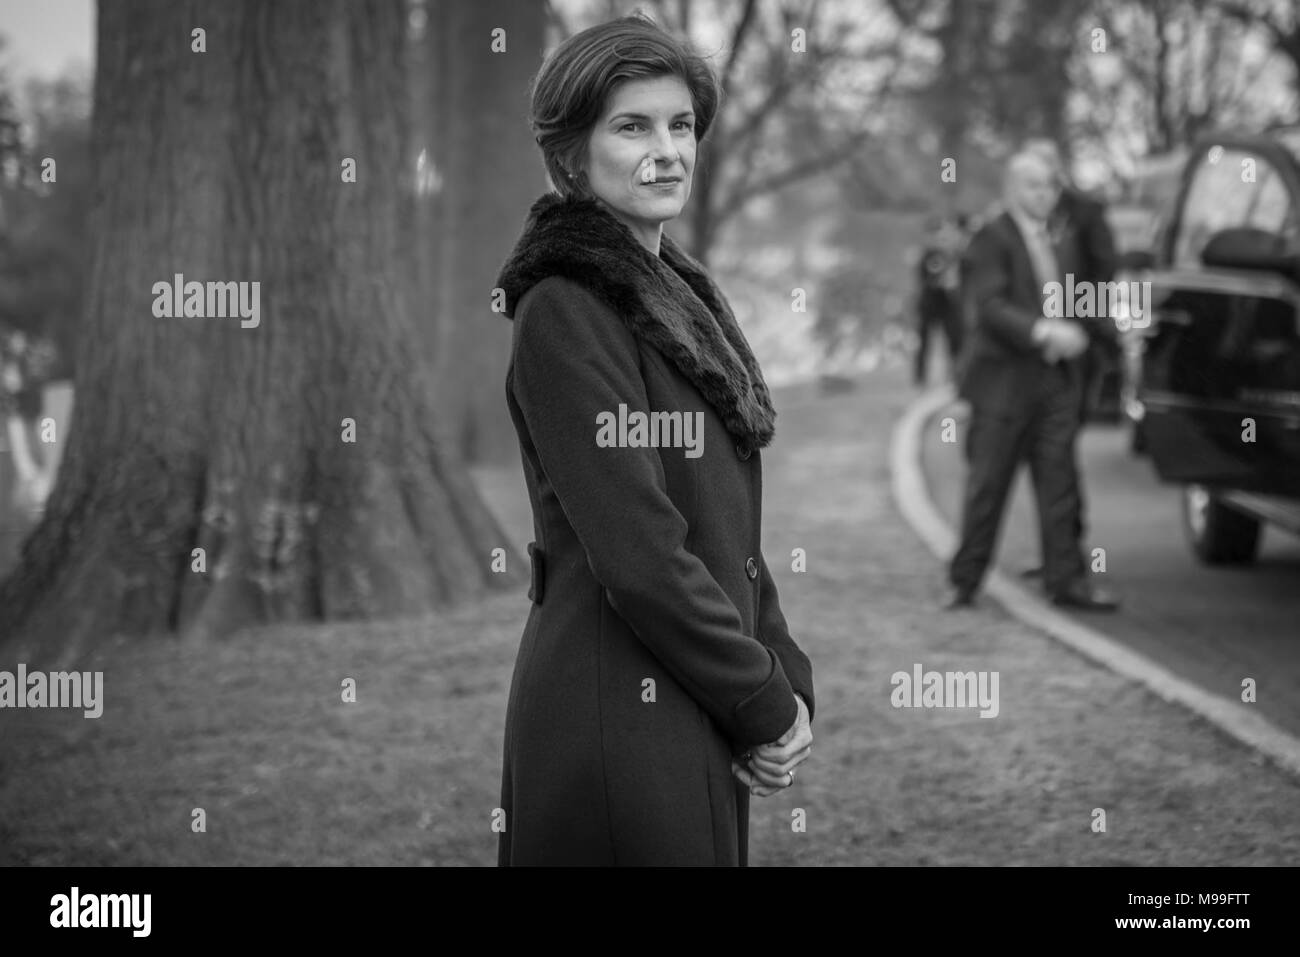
[[1004, 150, 1055, 186], [1022, 138, 1066, 182]]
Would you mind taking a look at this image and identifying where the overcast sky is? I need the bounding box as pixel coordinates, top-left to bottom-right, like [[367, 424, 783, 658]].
[[0, 0, 93, 81]]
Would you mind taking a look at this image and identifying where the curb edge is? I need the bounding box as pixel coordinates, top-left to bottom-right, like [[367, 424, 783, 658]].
[[890, 384, 1300, 779]]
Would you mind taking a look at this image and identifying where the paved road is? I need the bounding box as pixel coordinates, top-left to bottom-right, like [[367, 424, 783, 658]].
[[923, 405, 1300, 739]]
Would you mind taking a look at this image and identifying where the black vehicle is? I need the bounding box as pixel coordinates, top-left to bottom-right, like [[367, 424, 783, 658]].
[[1132, 128, 1300, 563]]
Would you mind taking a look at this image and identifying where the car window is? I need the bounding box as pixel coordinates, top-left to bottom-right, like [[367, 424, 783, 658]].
[[1135, 164, 1183, 215], [1172, 149, 1295, 266], [1243, 164, 1296, 240]]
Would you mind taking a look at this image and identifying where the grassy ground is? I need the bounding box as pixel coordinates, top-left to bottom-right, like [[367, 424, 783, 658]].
[[2, 366, 1299, 865]]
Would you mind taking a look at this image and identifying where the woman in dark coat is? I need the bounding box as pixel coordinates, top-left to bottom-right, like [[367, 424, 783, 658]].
[[495, 14, 815, 866]]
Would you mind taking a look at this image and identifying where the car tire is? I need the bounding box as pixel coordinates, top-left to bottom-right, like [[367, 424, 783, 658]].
[[1181, 484, 1261, 565]]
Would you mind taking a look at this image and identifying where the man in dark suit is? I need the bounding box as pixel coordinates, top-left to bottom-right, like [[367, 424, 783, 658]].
[[1018, 139, 1119, 579], [1026, 140, 1116, 289], [945, 151, 1120, 611]]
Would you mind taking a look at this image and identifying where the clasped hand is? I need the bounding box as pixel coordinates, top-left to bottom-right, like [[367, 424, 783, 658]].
[[1035, 317, 1089, 363], [731, 694, 813, 797]]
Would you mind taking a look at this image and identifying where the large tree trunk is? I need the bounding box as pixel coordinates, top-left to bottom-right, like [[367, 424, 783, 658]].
[[0, 0, 523, 659], [425, 0, 547, 465], [688, 137, 719, 267], [934, 0, 971, 212]]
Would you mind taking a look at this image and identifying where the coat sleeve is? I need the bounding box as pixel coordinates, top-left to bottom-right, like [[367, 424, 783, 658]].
[[1083, 201, 1117, 284], [756, 551, 815, 722], [968, 227, 1041, 354], [510, 276, 800, 748], [1081, 200, 1120, 343]]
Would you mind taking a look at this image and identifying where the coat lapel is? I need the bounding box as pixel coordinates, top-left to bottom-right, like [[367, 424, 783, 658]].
[[494, 192, 777, 453], [998, 212, 1045, 307]]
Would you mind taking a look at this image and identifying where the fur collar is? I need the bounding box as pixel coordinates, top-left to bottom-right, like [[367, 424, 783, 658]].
[[495, 191, 777, 452]]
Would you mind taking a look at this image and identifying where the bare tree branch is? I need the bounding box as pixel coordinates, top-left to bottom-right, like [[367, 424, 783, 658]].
[[880, 0, 936, 34], [719, 0, 760, 99], [715, 129, 873, 224], [1214, 0, 1300, 76]]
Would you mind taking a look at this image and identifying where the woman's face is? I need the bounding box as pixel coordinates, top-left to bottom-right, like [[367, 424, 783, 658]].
[[582, 75, 696, 245]]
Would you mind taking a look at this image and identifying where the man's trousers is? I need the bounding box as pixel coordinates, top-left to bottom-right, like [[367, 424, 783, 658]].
[[949, 364, 1087, 597]]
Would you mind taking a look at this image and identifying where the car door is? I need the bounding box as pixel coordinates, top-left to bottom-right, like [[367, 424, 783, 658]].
[[1138, 139, 1300, 496]]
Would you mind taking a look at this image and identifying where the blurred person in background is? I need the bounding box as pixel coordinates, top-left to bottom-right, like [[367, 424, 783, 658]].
[[1024, 138, 1117, 420], [945, 150, 1120, 612], [913, 215, 965, 387], [1019, 137, 1118, 579]]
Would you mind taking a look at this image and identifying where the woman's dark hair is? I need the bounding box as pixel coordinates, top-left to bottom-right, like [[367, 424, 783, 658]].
[[529, 13, 719, 199]]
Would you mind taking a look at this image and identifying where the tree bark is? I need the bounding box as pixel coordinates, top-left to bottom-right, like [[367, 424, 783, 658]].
[[688, 138, 719, 266], [425, 0, 547, 465], [0, 0, 523, 659]]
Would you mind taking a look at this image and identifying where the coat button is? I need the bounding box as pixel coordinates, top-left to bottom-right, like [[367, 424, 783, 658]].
[[745, 557, 759, 580], [736, 443, 751, 461]]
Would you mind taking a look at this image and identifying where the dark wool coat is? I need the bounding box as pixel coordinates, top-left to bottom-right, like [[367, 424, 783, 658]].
[[494, 192, 816, 866]]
